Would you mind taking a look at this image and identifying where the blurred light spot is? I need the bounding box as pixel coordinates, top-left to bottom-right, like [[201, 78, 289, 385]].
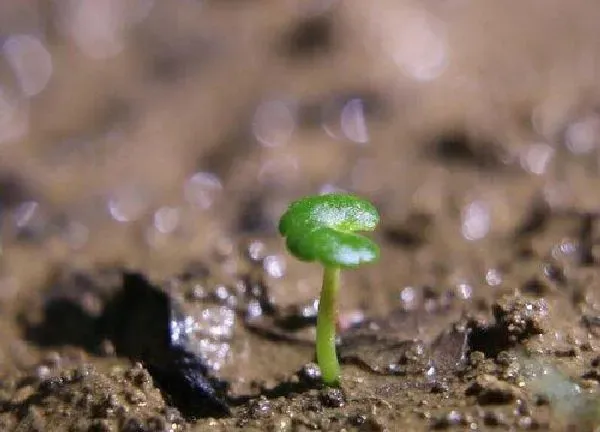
[[520, 143, 554, 175], [184, 172, 222, 209], [338, 309, 365, 331], [383, 9, 448, 81], [559, 239, 577, 255], [257, 155, 299, 185], [246, 299, 262, 321], [565, 115, 600, 155], [153, 206, 180, 234], [461, 200, 490, 241], [252, 100, 296, 147], [263, 255, 286, 279], [425, 365, 436, 378], [214, 285, 230, 301], [0, 86, 28, 144], [485, 268, 502, 287], [551, 238, 578, 260], [456, 282, 472, 299], [247, 240, 267, 262], [65, 0, 124, 58], [301, 299, 319, 318], [189, 283, 208, 301], [13, 201, 38, 228], [400, 286, 416, 308], [340, 98, 369, 144], [108, 187, 148, 223], [62, 0, 154, 59], [3, 35, 53, 97], [10, 201, 48, 240]]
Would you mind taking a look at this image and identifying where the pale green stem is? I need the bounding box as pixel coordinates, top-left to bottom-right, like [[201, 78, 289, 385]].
[[316, 266, 341, 386]]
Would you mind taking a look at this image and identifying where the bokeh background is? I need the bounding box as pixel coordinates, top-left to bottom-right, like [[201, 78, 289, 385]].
[[2, 0, 600, 343]]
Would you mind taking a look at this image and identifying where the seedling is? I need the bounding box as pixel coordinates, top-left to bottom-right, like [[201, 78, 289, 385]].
[[278, 193, 380, 386]]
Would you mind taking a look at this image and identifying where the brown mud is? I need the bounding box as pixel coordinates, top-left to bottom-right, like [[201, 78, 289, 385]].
[[2, 1, 600, 431]]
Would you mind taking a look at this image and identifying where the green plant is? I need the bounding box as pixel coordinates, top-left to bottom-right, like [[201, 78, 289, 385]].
[[278, 193, 380, 386]]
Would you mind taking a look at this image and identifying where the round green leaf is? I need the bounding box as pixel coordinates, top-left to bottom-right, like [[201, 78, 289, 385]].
[[278, 193, 380, 268]]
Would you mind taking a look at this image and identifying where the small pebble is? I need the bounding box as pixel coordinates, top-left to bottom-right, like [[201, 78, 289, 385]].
[[298, 363, 322, 386], [350, 413, 368, 425], [248, 396, 272, 419], [431, 381, 449, 394], [319, 387, 345, 408]]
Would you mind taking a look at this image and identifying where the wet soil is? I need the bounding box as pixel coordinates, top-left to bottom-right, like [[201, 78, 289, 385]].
[[3, 1, 600, 431]]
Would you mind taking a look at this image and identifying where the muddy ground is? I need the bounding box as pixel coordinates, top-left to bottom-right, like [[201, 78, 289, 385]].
[[2, 1, 600, 431]]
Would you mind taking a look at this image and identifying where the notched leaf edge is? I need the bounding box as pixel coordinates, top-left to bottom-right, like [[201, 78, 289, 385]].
[[279, 194, 380, 268]]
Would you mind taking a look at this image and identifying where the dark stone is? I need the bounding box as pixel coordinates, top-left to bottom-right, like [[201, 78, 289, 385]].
[[297, 363, 322, 385], [23, 270, 231, 419], [103, 273, 230, 418]]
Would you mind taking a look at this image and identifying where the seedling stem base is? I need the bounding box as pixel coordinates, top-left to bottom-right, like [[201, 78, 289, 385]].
[[317, 266, 341, 386]]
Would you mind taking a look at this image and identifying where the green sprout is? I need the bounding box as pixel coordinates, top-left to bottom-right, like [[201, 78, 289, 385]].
[[278, 193, 380, 386]]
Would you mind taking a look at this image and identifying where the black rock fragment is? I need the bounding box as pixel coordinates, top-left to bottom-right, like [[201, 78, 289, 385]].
[[24, 270, 231, 419], [102, 272, 231, 418]]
